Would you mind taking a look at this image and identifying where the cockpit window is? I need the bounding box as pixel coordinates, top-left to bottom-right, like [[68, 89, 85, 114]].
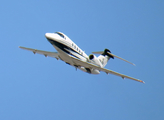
[[55, 32, 65, 39]]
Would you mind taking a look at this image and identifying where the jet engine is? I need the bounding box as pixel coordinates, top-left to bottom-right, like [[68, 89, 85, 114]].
[[88, 54, 101, 66]]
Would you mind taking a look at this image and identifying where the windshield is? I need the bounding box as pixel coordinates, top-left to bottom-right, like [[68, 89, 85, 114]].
[[55, 32, 65, 39]]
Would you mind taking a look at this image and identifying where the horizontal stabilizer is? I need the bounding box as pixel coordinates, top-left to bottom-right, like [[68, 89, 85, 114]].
[[92, 50, 135, 66], [108, 52, 135, 66], [92, 51, 103, 54]]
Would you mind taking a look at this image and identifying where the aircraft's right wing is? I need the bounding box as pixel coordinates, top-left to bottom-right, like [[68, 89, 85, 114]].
[[69, 55, 145, 83], [19, 46, 60, 59]]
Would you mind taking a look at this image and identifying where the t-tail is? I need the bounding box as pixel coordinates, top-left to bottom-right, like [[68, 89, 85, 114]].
[[92, 48, 135, 67], [97, 49, 114, 67]]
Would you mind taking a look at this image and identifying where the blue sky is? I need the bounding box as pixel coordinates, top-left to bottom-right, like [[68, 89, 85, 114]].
[[0, 0, 164, 120]]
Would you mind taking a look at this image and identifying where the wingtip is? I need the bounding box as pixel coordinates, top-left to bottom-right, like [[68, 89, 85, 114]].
[[140, 80, 145, 84], [133, 63, 136, 66]]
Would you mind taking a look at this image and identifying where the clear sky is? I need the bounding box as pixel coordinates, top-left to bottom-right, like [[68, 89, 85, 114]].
[[0, 0, 164, 120]]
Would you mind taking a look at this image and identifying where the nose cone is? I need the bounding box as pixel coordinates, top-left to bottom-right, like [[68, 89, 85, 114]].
[[45, 33, 52, 39]]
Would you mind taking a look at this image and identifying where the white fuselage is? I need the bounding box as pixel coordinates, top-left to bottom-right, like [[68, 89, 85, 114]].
[[45, 32, 100, 74]]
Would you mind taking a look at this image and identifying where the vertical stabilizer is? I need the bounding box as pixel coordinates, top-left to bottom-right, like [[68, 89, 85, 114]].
[[97, 49, 114, 67]]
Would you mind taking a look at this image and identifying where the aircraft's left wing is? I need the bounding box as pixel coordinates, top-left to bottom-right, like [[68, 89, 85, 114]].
[[69, 56, 145, 83], [19, 46, 60, 59]]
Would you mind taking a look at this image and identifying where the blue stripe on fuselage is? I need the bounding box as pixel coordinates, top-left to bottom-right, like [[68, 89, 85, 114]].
[[47, 39, 85, 59]]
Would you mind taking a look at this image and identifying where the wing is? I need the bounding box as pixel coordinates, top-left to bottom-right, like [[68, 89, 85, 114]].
[[69, 56, 145, 83], [19, 46, 60, 59]]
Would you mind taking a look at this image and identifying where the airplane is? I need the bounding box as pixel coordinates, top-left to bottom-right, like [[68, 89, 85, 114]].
[[19, 32, 145, 83]]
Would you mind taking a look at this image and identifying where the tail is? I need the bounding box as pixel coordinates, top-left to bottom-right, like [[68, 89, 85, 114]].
[[97, 49, 114, 67], [92, 48, 135, 67]]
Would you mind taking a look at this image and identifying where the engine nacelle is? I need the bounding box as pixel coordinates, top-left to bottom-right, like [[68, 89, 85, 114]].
[[88, 54, 101, 67], [78, 66, 100, 74]]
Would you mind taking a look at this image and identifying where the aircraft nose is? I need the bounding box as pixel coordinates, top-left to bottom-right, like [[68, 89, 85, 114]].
[[45, 33, 51, 38], [45, 32, 60, 42]]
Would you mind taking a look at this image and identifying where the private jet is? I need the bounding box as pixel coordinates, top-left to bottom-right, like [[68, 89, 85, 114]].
[[19, 32, 144, 83]]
